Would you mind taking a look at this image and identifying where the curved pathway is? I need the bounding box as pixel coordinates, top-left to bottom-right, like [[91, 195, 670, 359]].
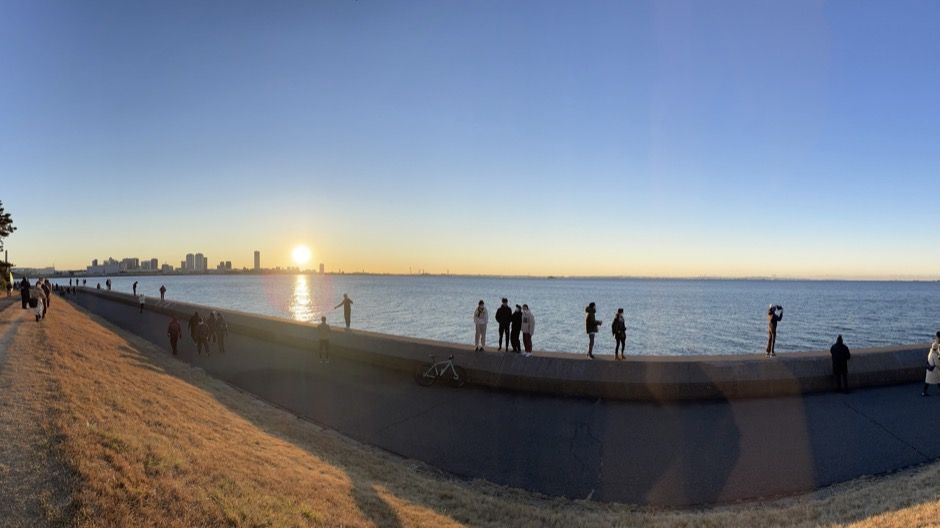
[[67, 292, 938, 506]]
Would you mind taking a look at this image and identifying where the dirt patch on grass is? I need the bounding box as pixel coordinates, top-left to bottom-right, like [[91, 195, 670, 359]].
[[3, 298, 940, 527]]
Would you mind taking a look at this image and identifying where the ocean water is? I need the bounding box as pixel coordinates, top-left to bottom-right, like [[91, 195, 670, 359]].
[[67, 275, 940, 357]]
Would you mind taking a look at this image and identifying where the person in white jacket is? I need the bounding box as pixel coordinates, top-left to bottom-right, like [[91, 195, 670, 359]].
[[521, 304, 535, 356], [923, 332, 940, 396], [473, 300, 489, 351]]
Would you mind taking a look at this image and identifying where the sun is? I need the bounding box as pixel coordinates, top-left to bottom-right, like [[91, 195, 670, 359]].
[[291, 245, 311, 265]]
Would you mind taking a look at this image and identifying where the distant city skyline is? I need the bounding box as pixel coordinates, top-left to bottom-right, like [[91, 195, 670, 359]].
[[3, 2, 940, 279]]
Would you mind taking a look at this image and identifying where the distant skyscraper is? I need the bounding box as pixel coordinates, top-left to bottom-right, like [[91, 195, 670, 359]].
[[319, 263, 324, 274], [254, 251, 260, 271], [186, 253, 195, 270], [195, 253, 204, 272], [150, 258, 158, 270]]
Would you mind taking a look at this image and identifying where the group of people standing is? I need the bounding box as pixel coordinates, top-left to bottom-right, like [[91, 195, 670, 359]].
[[475, 299, 536, 355]]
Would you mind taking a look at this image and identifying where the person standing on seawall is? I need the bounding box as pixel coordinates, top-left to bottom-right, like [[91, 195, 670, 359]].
[[495, 298, 512, 351], [521, 304, 535, 356], [585, 302, 600, 359], [159, 284, 166, 300], [132, 281, 138, 296], [612, 308, 626, 360], [106, 279, 111, 291], [473, 300, 489, 351], [510, 304, 523, 353], [334, 293, 353, 329], [766, 304, 783, 357], [923, 332, 940, 396], [830, 334, 851, 393]]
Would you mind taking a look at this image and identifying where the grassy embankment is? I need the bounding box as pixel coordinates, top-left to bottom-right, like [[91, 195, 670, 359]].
[[1, 297, 940, 527]]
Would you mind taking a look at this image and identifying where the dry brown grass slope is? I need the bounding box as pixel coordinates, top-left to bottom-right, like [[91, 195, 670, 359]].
[[2, 298, 940, 527]]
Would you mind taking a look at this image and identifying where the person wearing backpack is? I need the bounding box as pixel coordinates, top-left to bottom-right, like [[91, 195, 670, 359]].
[[166, 316, 183, 356]]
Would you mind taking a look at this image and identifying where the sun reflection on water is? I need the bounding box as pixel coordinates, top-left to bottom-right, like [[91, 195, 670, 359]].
[[289, 275, 315, 322]]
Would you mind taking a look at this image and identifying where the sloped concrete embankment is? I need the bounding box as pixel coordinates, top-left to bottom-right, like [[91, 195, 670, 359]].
[[80, 288, 928, 401]]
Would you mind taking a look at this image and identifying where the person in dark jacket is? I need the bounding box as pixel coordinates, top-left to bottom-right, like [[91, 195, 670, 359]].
[[20, 276, 30, 309], [830, 334, 851, 393], [612, 308, 626, 360], [585, 302, 600, 359], [188, 311, 201, 343], [495, 298, 512, 352], [510, 304, 523, 353], [167, 316, 183, 356], [766, 304, 783, 357], [215, 312, 228, 353], [195, 317, 210, 356]]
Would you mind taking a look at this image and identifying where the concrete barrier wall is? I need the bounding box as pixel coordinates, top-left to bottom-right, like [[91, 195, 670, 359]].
[[80, 288, 930, 402]]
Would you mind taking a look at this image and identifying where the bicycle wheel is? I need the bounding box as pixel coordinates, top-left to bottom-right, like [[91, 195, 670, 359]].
[[445, 365, 467, 387], [414, 364, 437, 386]]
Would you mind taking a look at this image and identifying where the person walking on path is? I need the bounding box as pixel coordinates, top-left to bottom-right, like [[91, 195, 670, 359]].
[[39, 279, 50, 318], [585, 302, 600, 359], [167, 316, 183, 356], [767, 304, 784, 357], [34, 294, 44, 322], [612, 308, 627, 360], [138, 293, 145, 314], [19, 276, 29, 309], [473, 300, 489, 351], [188, 311, 201, 343], [159, 285, 166, 300], [923, 332, 940, 396], [334, 294, 353, 329], [521, 304, 535, 356], [132, 281, 138, 295], [495, 298, 512, 351], [510, 304, 523, 353], [830, 335, 851, 393], [215, 312, 228, 353], [318, 316, 331, 363], [195, 317, 210, 356]]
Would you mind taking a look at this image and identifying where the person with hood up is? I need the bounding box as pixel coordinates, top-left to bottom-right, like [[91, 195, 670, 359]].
[[510, 304, 523, 353], [473, 300, 489, 351], [830, 335, 851, 393], [495, 298, 512, 351], [585, 302, 600, 359]]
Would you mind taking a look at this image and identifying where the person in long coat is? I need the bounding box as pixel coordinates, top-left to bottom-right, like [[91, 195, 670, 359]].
[[829, 335, 851, 393], [923, 332, 940, 396]]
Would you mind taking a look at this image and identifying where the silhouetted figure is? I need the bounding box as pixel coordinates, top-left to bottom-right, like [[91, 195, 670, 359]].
[[830, 335, 851, 393], [195, 318, 210, 356], [318, 316, 330, 363], [215, 312, 228, 353], [334, 293, 353, 329], [19, 277, 29, 309], [159, 284, 166, 300], [188, 312, 200, 343], [585, 302, 600, 359], [132, 281, 138, 295], [767, 304, 783, 357], [510, 304, 523, 353], [612, 308, 626, 360], [495, 298, 512, 351]]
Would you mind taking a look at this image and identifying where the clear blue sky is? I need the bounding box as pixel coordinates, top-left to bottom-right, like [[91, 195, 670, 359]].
[[2, 0, 939, 278]]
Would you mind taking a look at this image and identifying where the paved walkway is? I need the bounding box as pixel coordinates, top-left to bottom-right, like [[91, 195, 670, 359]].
[[66, 292, 938, 506]]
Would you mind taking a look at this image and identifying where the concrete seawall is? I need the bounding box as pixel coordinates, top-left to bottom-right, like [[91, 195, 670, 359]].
[[81, 288, 930, 401]]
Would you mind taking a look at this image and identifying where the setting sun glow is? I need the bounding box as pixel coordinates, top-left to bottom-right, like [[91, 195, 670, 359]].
[[291, 245, 311, 265]]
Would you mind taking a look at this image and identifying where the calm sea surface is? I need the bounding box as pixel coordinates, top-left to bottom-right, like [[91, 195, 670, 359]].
[[71, 275, 940, 357]]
